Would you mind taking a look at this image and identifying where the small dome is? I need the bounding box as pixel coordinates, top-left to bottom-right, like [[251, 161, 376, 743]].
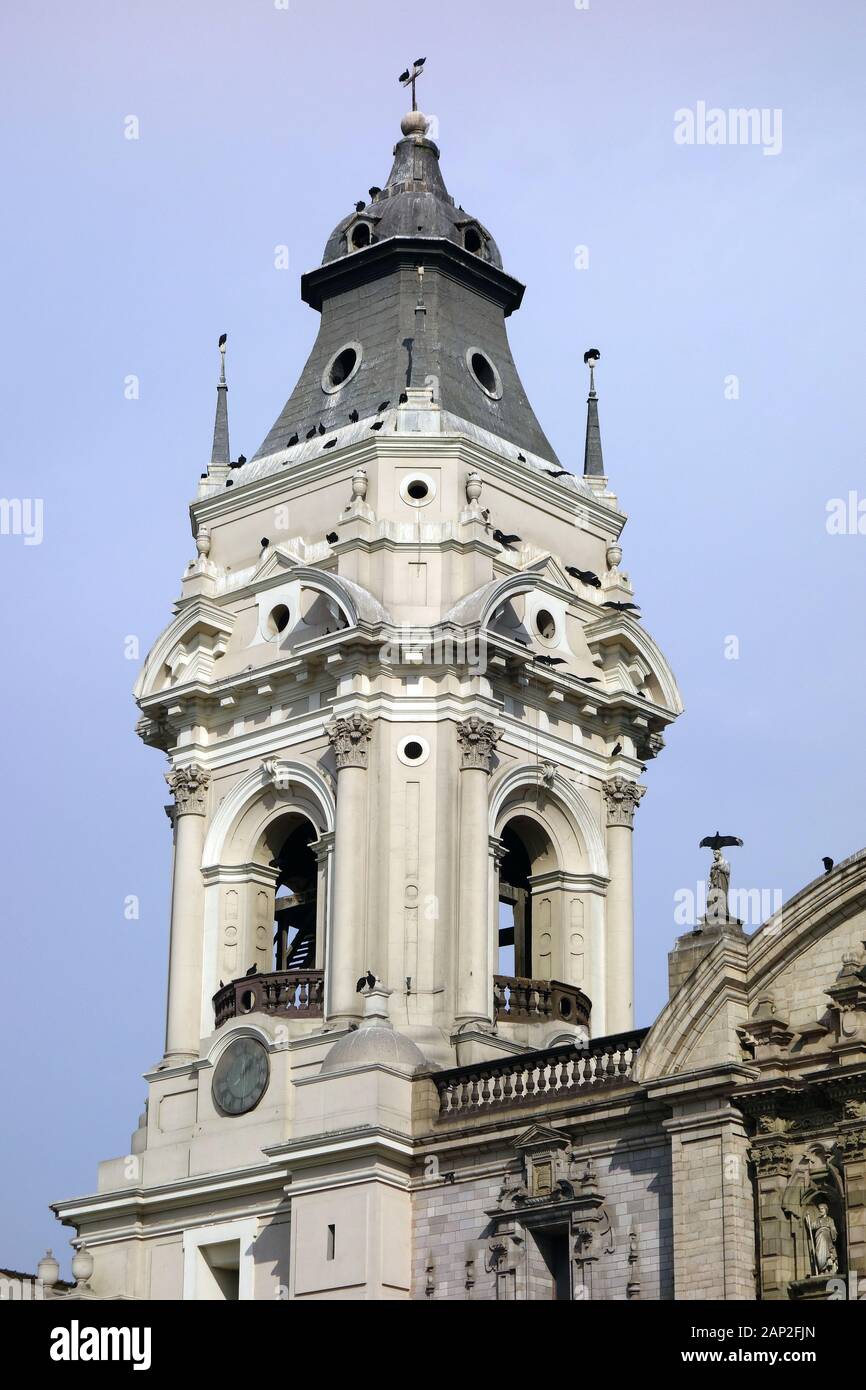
[[320, 1023, 429, 1075]]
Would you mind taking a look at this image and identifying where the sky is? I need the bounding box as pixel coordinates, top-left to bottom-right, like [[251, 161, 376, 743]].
[[1, 0, 864, 1275]]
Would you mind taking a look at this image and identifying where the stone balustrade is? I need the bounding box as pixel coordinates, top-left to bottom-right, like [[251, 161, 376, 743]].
[[434, 1029, 648, 1117], [213, 970, 324, 1028]]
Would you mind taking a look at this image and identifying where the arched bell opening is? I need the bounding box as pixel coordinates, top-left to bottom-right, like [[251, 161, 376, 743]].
[[268, 817, 319, 971], [493, 807, 591, 1032]]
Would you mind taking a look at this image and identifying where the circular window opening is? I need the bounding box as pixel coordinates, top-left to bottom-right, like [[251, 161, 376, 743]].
[[268, 604, 290, 636], [535, 609, 557, 641], [399, 473, 436, 508], [464, 227, 483, 255], [397, 735, 430, 766], [350, 222, 371, 250], [329, 347, 357, 387], [322, 342, 362, 395], [466, 348, 503, 400]]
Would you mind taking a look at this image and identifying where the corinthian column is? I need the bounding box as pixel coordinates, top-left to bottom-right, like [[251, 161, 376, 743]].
[[455, 717, 501, 1026], [602, 776, 645, 1034], [163, 764, 210, 1064], [326, 713, 373, 1025]]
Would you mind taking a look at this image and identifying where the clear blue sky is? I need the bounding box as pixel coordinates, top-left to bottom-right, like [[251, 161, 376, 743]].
[[1, 0, 864, 1274]]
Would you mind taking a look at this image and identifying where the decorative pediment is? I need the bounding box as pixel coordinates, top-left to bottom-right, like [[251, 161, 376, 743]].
[[135, 600, 235, 701], [514, 1123, 571, 1152]]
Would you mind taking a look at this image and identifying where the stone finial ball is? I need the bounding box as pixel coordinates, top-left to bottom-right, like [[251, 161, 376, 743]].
[[401, 110, 430, 137]]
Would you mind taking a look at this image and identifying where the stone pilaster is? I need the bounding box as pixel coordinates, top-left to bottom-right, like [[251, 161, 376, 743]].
[[455, 718, 501, 1026], [326, 714, 373, 1024], [163, 763, 210, 1065], [839, 1119, 866, 1296], [750, 1136, 796, 1299], [603, 777, 645, 1033]]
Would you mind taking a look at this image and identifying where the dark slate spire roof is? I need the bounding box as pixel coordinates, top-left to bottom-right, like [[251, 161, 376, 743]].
[[211, 336, 230, 466], [583, 350, 605, 477], [321, 111, 503, 269], [253, 110, 560, 465]]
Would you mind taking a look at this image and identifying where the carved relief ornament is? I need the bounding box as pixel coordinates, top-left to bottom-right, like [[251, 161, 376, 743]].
[[165, 763, 210, 816], [326, 712, 373, 770]]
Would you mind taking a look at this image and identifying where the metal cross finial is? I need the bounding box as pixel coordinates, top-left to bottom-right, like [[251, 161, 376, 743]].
[[398, 56, 427, 112]]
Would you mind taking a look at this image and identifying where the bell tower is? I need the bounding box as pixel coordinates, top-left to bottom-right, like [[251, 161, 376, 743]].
[[52, 92, 682, 1300]]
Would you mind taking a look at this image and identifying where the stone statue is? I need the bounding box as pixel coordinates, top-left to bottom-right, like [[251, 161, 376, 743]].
[[807, 1203, 839, 1276], [707, 849, 731, 923], [699, 832, 743, 924]]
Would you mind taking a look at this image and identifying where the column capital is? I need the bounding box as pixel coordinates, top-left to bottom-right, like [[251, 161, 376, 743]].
[[456, 716, 501, 773], [165, 763, 210, 816], [603, 776, 645, 829], [326, 712, 373, 770]]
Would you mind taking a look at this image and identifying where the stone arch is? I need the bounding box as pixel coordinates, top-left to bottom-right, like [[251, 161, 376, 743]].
[[199, 762, 336, 1036], [488, 765, 608, 1018]]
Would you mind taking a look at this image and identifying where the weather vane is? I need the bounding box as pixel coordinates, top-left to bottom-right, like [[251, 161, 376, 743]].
[[398, 56, 427, 112]]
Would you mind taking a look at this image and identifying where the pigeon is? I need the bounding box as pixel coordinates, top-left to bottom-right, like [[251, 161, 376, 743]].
[[699, 832, 744, 851], [611, 742, 622, 756], [237, 454, 246, 466], [399, 390, 408, 403], [377, 399, 390, 412], [287, 433, 299, 447], [260, 537, 269, 549], [218, 333, 227, 348], [349, 409, 359, 423], [603, 601, 641, 613], [317, 422, 326, 436], [323, 438, 337, 449], [245, 964, 258, 977], [399, 69, 411, 84], [535, 655, 567, 667], [415, 56, 426, 67], [566, 565, 602, 588], [822, 856, 834, 873], [306, 427, 317, 440], [370, 421, 384, 431], [355, 200, 366, 212], [369, 186, 382, 199], [492, 529, 522, 548], [517, 452, 527, 462], [545, 469, 571, 479], [219, 980, 224, 989], [355, 970, 377, 993], [326, 532, 339, 544]]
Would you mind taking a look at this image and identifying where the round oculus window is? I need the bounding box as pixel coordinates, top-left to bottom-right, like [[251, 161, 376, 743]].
[[322, 342, 362, 394], [267, 604, 291, 636], [465, 347, 503, 400], [399, 473, 436, 507], [397, 735, 430, 766]]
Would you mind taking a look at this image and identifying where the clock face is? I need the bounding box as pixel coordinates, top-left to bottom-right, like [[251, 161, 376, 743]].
[[212, 1037, 270, 1117]]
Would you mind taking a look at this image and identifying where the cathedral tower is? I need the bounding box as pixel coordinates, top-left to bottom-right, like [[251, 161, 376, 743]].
[[52, 96, 682, 1300]]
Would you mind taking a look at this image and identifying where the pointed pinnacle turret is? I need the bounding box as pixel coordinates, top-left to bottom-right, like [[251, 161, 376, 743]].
[[210, 333, 230, 468], [583, 348, 605, 478]]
